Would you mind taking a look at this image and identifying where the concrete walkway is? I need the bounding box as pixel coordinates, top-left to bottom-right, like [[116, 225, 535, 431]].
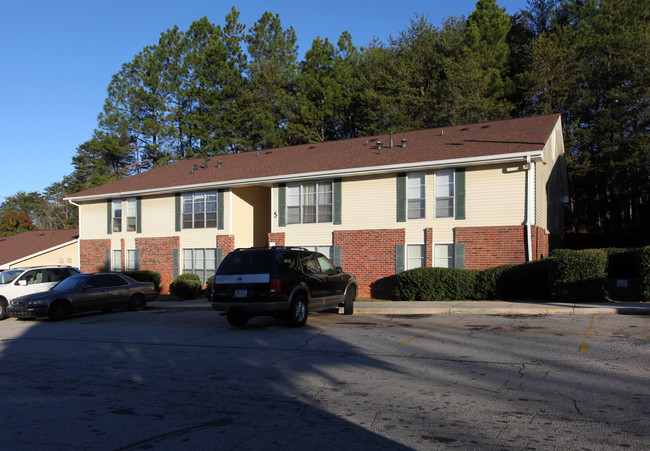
[[147, 299, 650, 315]]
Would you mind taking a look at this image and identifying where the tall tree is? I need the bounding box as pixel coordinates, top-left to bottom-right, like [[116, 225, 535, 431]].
[[0, 211, 35, 237]]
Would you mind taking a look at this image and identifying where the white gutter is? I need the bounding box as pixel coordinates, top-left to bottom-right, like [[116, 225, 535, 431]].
[[67, 199, 82, 267], [64, 151, 544, 202], [525, 156, 534, 262]]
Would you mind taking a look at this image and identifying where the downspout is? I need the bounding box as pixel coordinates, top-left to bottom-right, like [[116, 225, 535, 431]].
[[525, 156, 534, 262], [67, 199, 82, 269]]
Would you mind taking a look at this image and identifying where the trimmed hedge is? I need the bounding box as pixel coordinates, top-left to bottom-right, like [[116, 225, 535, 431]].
[[640, 246, 650, 301], [394, 267, 480, 301], [551, 249, 608, 301], [122, 270, 162, 292], [170, 273, 203, 300]]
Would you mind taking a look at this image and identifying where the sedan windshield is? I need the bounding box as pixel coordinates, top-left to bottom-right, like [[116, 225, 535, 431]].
[[0, 270, 22, 284], [52, 276, 88, 291]]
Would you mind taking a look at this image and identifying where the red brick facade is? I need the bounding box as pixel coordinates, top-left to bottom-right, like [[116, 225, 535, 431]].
[[216, 235, 236, 255], [455, 225, 549, 270], [334, 229, 405, 299], [136, 237, 180, 294], [80, 239, 110, 273], [268, 232, 286, 246]]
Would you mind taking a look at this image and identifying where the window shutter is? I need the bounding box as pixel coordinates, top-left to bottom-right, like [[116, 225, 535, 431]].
[[136, 198, 142, 233], [395, 244, 405, 273], [278, 184, 286, 227], [454, 243, 465, 269], [396, 173, 406, 222], [173, 249, 179, 279], [134, 249, 141, 270], [332, 245, 342, 267], [175, 194, 181, 232], [107, 200, 112, 235], [455, 168, 466, 220], [217, 190, 224, 230], [216, 248, 224, 269], [105, 249, 111, 271], [333, 179, 342, 225]]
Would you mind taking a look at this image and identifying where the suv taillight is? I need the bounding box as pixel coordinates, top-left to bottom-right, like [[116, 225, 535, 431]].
[[269, 278, 282, 293]]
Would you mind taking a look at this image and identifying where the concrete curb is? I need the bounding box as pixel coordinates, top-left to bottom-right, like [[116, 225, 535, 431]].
[[146, 300, 650, 316]]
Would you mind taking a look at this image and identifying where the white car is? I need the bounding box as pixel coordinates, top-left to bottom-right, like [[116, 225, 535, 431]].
[[0, 266, 81, 319]]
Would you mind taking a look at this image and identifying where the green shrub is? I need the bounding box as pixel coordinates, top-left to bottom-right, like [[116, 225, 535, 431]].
[[640, 246, 650, 301], [122, 270, 162, 292], [499, 259, 553, 300], [551, 249, 608, 301], [204, 275, 214, 300], [475, 265, 515, 299], [605, 248, 640, 278], [170, 273, 203, 300], [394, 267, 480, 301]]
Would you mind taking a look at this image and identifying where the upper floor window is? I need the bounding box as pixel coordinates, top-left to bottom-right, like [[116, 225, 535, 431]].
[[408, 173, 425, 219], [183, 192, 217, 229], [126, 198, 137, 232], [112, 200, 122, 232], [435, 170, 455, 218], [287, 181, 332, 224]]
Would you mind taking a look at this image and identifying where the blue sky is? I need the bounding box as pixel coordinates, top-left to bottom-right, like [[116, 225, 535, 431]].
[[0, 0, 527, 201]]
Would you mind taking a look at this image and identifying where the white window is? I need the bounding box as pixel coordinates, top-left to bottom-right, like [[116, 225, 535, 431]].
[[112, 249, 122, 271], [183, 248, 217, 284], [434, 244, 454, 268], [407, 245, 425, 270], [435, 170, 454, 218], [126, 250, 137, 271], [126, 198, 137, 232], [287, 181, 333, 224], [112, 200, 122, 232], [407, 173, 425, 219], [182, 192, 217, 229]]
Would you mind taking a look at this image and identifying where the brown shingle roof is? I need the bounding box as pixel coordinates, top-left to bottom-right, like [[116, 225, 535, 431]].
[[0, 229, 79, 267], [67, 114, 560, 200]]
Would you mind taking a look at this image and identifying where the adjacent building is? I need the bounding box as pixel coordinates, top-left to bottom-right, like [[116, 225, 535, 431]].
[[65, 114, 568, 298], [0, 229, 79, 270]]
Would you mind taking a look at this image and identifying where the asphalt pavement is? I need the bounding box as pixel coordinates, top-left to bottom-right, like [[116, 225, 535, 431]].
[[147, 298, 650, 315]]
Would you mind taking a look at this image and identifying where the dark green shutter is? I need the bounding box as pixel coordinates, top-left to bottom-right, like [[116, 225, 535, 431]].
[[107, 200, 112, 234], [395, 244, 405, 273], [455, 169, 466, 220], [333, 179, 342, 225], [278, 184, 286, 227], [396, 174, 406, 222], [216, 248, 224, 269], [136, 198, 142, 233], [175, 194, 181, 232], [173, 249, 179, 279], [105, 249, 111, 271], [454, 243, 465, 269], [217, 190, 224, 230], [134, 249, 141, 270], [332, 245, 342, 267]]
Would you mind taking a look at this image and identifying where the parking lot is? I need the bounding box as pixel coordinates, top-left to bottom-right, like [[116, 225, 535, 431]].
[[1, 308, 648, 450]]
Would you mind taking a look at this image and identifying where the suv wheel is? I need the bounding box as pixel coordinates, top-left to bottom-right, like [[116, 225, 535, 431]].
[[0, 297, 7, 320], [344, 287, 355, 315], [226, 312, 249, 327], [287, 293, 308, 327]]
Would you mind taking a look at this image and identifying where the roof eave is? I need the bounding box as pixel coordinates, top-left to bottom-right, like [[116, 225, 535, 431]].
[[64, 150, 543, 202]]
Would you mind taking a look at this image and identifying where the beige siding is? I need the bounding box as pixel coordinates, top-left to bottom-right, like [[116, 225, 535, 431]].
[[231, 186, 271, 248], [535, 117, 566, 236], [11, 242, 79, 268], [274, 166, 527, 247], [80, 200, 109, 239]]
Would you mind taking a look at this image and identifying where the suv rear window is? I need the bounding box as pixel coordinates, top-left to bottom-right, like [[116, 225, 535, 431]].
[[216, 250, 291, 275]]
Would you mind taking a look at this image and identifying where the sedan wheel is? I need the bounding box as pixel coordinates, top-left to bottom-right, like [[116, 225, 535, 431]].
[[49, 301, 71, 321], [128, 294, 145, 311]]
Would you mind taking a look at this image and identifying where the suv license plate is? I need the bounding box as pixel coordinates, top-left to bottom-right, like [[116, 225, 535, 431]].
[[235, 289, 248, 298]]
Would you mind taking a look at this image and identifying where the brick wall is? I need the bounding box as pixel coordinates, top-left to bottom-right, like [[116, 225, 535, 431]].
[[136, 236, 180, 294], [455, 225, 549, 270], [80, 239, 110, 273], [334, 229, 405, 299], [217, 235, 236, 255], [268, 232, 285, 247]]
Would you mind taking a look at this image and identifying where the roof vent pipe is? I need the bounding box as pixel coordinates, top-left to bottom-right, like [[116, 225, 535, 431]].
[[390, 132, 394, 148]]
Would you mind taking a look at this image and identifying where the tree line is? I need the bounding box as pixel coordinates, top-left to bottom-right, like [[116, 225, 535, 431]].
[[1, 0, 648, 244]]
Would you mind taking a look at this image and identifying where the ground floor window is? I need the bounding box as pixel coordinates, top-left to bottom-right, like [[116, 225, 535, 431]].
[[302, 245, 332, 261], [434, 244, 454, 268], [126, 249, 140, 271], [407, 244, 425, 270], [111, 249, 122, 272], [183, 248, 217, 284]]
